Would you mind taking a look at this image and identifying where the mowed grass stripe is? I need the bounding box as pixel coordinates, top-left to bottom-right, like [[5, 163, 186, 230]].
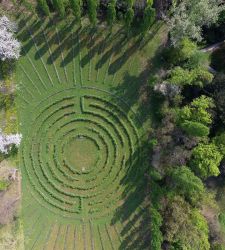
[[25, 21, 55, 88], [54, 25, 69, 83]]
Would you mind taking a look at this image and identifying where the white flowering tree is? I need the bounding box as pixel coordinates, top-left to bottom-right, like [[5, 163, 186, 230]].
[[0, 16, 21, 61], [0, 130, 22, 154], [168, 0, 224, 45]]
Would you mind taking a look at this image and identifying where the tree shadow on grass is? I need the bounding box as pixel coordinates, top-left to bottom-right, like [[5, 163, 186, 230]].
[[111, 141, 151, 249], [109, 44, 166, 129]]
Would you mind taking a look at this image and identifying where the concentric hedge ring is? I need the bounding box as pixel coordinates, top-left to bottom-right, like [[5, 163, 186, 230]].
[[22, 87, 140, 220]]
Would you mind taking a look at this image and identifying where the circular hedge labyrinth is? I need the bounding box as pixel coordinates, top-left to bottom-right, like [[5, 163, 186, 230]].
[[22, 87, 140, 221]]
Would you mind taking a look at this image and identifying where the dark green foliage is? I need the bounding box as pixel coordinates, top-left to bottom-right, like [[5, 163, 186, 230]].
[[169, 166, 205, 205], [211, 243, 225, 250], [106, 0, 116, 27], [69, 0, 81, 22], [150, 206, 163, 250], [87, 0, 98, 26], [164, 38, 197, 65], [53, 0, 65, 17], [124, 8, 134, 29], [180, 120, 209, 137], [37, 0, 50, 15], [211, 45, 225, 72], [164, 38, 209, 70], [141, 5, 156, 34]]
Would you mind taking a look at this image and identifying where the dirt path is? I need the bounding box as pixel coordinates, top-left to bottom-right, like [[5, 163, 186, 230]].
[[201, 41, 225, 53]]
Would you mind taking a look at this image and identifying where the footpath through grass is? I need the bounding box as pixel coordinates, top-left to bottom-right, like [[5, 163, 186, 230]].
[[16, 13, 167, 250]]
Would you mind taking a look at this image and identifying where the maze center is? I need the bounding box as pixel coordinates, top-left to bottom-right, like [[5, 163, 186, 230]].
[[64, 136, 99, 172]]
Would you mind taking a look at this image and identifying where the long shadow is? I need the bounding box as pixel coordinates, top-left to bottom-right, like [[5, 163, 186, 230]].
[[94, 34, 126, 71], [111, 141, 151, 249], [108, 36, 142, 76], [109, 44, 166, 128]]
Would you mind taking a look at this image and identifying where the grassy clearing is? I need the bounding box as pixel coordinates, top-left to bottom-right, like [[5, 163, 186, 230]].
[[16, 12, 167, 249]]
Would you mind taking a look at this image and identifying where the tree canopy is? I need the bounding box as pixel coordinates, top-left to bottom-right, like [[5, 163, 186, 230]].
[[190, 143, 223, 179], [169, 0, 223, 44]]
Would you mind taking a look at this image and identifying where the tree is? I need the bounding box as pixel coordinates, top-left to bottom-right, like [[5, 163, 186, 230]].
[[124, 7, 134, 30], [70, 0, 82, 22], [168, 67, 213, 87], [180, 120, 209, 137], [87, 0, 99, 26], [0, 129, 22, 154], [0, 16, 20, 61], [169, 166, 205, 205], [141, 5, 156, 34], [190, 143, 223, 179], [213, 132, 225, 156], [176, 96, 214, 137], [107, 0, 116, 27], [164, 38, 197, 65], [168, 0, 224, 44], [53, 0, 65, 17], [37, 0, 50, 16], [177, 95, 214, 126], [162, 196, 210, 249]]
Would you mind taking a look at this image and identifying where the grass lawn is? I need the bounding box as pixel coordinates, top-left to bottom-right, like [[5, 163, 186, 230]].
[[16, 12, 167, 250]]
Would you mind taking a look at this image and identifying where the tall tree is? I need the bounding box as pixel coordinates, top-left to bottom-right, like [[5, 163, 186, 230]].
[[87, 0, 99, 26], [106, 0, 116, 27], [53, 0, 65, 18], [0, 16, 20, 61], [190, 143, 223, 179], [124, 0, 134, 31], [70, 0, 81, 22], [168, 0, 224, 44], [141, 0, 156, 34], [169, 166, 205, 205], [38, 0, 50, 16]]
